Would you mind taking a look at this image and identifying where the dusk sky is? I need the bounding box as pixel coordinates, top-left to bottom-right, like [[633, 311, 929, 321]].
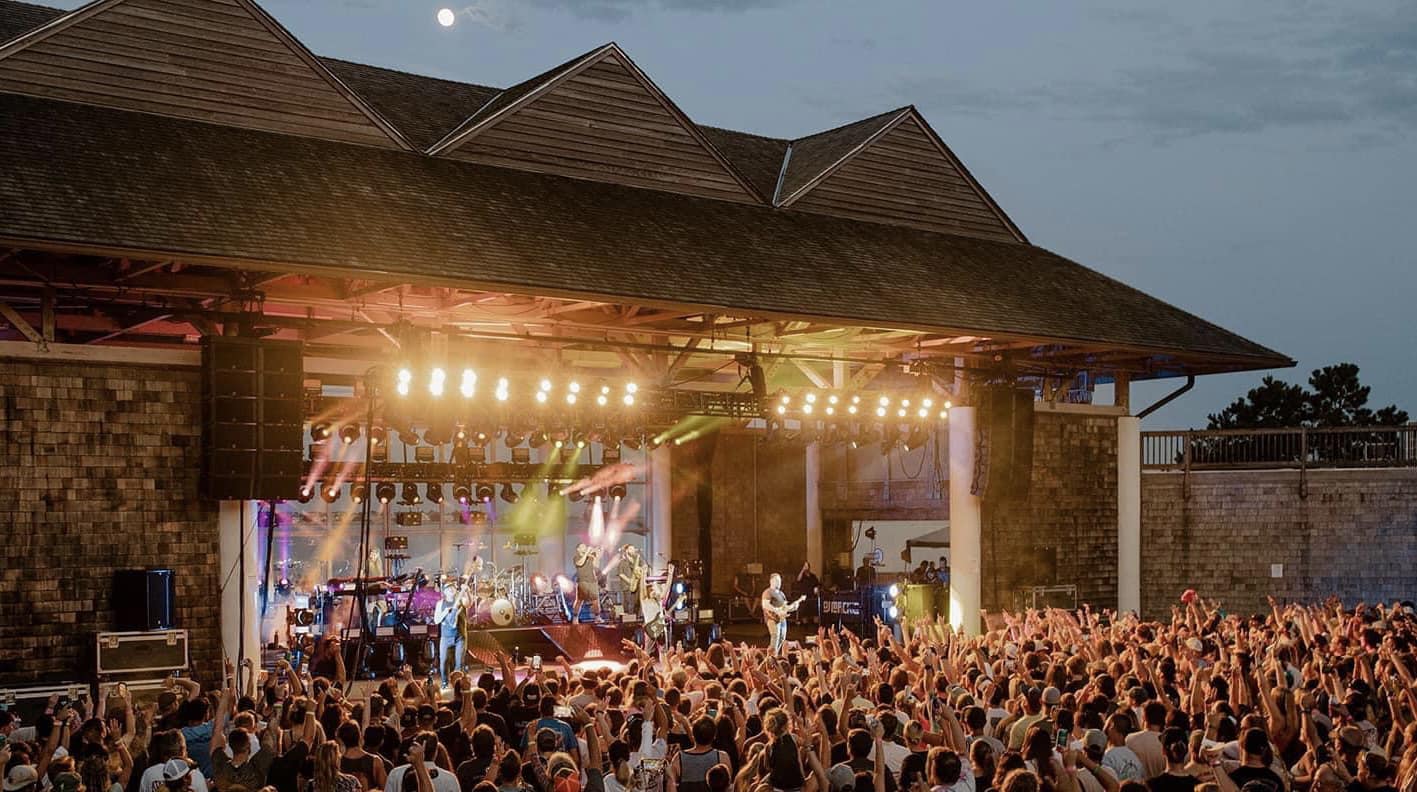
[[52, 0, 1416, 427]]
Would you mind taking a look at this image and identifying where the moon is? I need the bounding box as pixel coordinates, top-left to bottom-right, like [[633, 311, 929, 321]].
[[436, 8, 456, 27]]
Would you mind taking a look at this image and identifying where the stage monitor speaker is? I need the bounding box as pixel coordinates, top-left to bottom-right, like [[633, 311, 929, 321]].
[[112, 569, 175, 631], [202, 337, 304, 500], [976, 385, 1035, 499]]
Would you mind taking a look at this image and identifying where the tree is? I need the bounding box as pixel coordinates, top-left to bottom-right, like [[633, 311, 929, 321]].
[[1207, 363, 1407, 429]]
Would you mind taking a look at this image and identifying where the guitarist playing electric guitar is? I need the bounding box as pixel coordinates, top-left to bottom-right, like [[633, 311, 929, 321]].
[[760, 572, 805, 655]]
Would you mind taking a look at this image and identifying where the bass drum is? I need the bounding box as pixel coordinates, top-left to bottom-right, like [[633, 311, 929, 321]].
[[489, 598, 516, 627]]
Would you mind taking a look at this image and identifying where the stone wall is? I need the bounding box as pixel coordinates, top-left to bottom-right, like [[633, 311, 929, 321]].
[[1141, 468, 1417, 619], [0, 360, 220, 685], [670, 432, 808, 596], [981, 409, 1119, 611]]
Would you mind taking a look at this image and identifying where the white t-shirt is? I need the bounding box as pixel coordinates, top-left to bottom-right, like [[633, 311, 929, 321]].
[[868, 741, 912, 774], [138, 764, 210, 792], [386, 765, 461, 792], [1103, 746, 1145, 782], [928, 761, 976, 792]]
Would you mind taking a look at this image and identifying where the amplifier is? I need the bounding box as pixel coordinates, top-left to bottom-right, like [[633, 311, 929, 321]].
[[0, 682, 89, 725], [96, 630, 189, 675]]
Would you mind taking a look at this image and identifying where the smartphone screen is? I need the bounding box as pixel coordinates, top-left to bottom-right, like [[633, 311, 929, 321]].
[[1054, 729, 1069, 750], [531, 655, 542, 671]]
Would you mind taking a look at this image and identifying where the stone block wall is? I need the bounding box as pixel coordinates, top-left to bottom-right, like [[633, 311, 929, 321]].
[[982, 410, 1119, 611], [0, 360, 220, 685], [1141, 468, 1417, 619]]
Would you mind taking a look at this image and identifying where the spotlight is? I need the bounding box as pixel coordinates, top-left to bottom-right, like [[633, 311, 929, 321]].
[[475, 483, 495, 502], [310, 423, 331, 442], [806, 392, 817, 404], [499, 483, 520, 504], [535, 391, 548, 404], [540, 379, 552, 392], [569, 381, 581, 394], [375, 482, 396, 504], [296, 485, 314, 504], [888, 583, 901, 599], [572, 432, 588, 449], [472, 431, 491, 447], [828, 394, 839, 405], [848, 405, 858, 415], [887, 604, 899, 621], [897, 408, 907, 418], [530, 430, 550, 448], [922, 398, 933, 409], [400, 482, 422, 506], [673, 581, 686, 595], [350, 484, 366, 504], [623, 393, 635, 406], [803, 403, 814, 414], [777, 405, 787, 415], [453, 484, 472, 504], [397, 426, 421, 446], [429, 367, 446, 397], [876, 407, 887, 418], [396, 367, 412, 396], [425, 482, 445, 504], [879, 396, 890, 407], [625, 382, 638, 394], [339, 424, 360, 445], [566, 393, 577, 405], [917, 408, 929, 418], [609, 483, 627, 500], [781, 394, 791, 405], [368, 425, 386, 446], [939, 409, 950, 420], [596, 394, 608, 406], [320, 484, 339, 503], [504, 429, 526, 448], [460, 369, 476, 398], [622, 434, 642, 451]]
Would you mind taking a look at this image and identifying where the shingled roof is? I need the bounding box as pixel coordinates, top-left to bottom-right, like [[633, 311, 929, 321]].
[[0, 94, 1288, 370], [0, 0, 1290, 374]]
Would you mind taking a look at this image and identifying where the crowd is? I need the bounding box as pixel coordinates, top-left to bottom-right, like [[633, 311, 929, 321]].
[[4, 595, 1417, 792]]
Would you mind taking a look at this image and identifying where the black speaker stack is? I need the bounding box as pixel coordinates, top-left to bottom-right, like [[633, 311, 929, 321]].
[[201, 337, 305, 500], [973, 385, 1036, 499], [112, 569, 175, 631]]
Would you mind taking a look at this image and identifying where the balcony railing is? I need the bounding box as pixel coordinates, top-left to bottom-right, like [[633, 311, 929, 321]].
[[1142, 425, 1417, 471]]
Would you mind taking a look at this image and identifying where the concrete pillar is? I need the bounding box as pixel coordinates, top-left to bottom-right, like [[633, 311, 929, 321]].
[[218, 500, 262, 668], [947, 407, 982, 635], [1117, 416, 1142, 614], [650, 445, 673, 568], [804, 442, 823, 575]]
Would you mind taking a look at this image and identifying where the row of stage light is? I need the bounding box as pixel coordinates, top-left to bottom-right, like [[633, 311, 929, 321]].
[[296, 480, 628, 506], [395, 368, 641, 407]]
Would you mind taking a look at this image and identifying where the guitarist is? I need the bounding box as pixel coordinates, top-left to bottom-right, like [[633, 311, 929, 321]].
[[760, 572, 804, 655], [570, 542, 603, 624]]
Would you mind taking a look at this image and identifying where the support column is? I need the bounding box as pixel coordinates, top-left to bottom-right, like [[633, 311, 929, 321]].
[[804, 442, 823, 575], [947, 407, 982, 635], [650, 445, 673, 568], [218, 500, 262, 669], [1117, 416, 1142, 614]]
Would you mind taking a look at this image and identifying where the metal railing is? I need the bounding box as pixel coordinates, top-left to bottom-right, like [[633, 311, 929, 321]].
[[1142, 425, 1417, 471]]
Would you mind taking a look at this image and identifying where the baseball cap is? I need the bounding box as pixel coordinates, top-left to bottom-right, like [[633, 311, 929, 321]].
[[3, 766, 39, 792], [1042, 687, 1062, 706], [1338, 725, 1366, 750], [52, 773, 81, 792], [1082, 729, 1107, 751], [162, 760, 193, 782]]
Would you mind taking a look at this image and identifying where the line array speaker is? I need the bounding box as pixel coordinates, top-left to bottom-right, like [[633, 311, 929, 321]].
[[972, 385, 1035, 499], [202, 337, 304, 500]]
